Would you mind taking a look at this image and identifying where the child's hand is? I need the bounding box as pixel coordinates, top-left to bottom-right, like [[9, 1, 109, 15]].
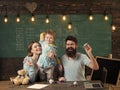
[[40, 32, 46, 41], [48, 51, 54, 59]]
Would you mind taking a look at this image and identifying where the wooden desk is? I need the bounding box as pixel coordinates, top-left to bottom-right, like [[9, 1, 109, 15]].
[[0, 80, 108, 90]]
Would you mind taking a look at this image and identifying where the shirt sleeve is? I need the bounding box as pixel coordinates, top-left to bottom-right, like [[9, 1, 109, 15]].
[[82, 54, 91, 66], [23, 56, 28, 64], [23, 56, 32, 64]]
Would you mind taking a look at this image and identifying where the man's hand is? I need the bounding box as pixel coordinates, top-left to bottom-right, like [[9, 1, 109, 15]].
[[58, 77, 66, 82], [83, 43, 92, 55]]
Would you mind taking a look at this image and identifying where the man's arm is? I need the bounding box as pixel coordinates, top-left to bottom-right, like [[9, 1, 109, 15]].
[[83, 43, 99, 70]]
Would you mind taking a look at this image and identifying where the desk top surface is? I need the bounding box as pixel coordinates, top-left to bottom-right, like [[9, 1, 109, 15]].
[[0, 80, 108, 90]]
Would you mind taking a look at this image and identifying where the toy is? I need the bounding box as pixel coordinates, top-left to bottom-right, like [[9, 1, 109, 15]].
[[10, 69, 30, 85]]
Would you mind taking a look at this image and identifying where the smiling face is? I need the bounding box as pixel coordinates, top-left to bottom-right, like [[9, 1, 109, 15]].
[[28, 41, 42, 56], [31, 42, 42, 55], [45, 33, 54, 44], [66, 40, 77, 57]]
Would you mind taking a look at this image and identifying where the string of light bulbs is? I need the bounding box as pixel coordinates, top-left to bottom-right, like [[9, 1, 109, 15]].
[[1, 14, 115, 31]]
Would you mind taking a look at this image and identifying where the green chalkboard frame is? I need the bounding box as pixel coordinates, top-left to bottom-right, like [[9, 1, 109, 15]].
[[0, 15, 112, 58]]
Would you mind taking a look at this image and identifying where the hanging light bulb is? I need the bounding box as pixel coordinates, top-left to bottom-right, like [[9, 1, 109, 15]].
[[16, 14, 20, 23], [88, 9, 93, 21], [31, 13, 35, 22], [62, 15, 66, 21], [112, 24, 116, 31], [104, 15, 109, 21], [104, 10, 109, 21], [45, 15, 50, 24], [67, 22, 72, 30], [4, 6, 8, 23], [89, 14, 93, 21], [4, 15, 8, 23]]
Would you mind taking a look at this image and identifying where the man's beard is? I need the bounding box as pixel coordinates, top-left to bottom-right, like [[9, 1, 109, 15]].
[[66, 47, 76, 57]]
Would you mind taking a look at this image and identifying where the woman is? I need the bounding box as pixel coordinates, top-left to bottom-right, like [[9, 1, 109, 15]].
[[23, 41, 42, 83]]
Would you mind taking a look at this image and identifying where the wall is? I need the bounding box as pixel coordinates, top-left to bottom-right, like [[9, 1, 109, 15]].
[[0, 15, 112, 57], [0, 14, 112, 80]]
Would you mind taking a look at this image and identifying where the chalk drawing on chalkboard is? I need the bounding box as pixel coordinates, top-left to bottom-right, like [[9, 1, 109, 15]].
[[16, 28, 25, 51]]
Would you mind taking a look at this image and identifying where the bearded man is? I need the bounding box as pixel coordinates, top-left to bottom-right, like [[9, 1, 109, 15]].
[[60, 35, 99, 81]]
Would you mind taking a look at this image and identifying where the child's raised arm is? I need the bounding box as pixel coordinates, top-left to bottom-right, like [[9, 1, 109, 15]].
[[40, 32, 46, 41]]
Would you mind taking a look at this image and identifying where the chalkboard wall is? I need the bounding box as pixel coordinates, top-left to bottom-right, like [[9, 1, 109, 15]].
[[0, 15, 112, 58]]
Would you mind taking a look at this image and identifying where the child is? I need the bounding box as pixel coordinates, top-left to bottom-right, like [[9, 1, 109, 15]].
[[37, 30, 63, 84], [23, 41, 42, 83]]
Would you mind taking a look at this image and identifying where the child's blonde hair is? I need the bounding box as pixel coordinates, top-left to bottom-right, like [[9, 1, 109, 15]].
[[45, 29, 56, 38], [40, 29, 56, 41]]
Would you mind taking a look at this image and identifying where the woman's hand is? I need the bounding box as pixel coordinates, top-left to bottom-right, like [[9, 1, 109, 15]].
[[26, 60, 33, 66]]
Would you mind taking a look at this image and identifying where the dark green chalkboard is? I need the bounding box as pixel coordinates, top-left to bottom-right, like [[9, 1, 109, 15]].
[[0, 15, 112, 58]]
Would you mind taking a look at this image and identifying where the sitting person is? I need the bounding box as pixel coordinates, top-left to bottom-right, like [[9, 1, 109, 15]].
[[60, 35, 99, 81], [23, 41, 42, 83]]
